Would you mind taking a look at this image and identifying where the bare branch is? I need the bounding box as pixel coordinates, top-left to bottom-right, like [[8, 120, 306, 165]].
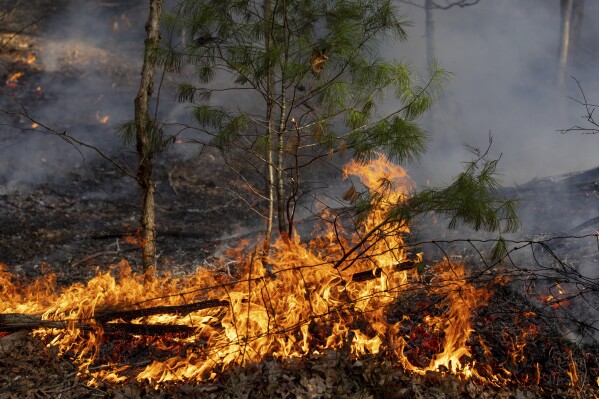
[[398, 0, 481, 10], [558, 77, 599, 135], [0, 92, 135, 179]]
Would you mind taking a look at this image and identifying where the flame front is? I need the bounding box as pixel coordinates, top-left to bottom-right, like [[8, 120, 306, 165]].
[[0, 155, 489, 385]]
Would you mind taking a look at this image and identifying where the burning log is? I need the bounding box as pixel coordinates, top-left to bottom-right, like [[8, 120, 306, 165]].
[[0, 299, 229, 334], [0, 313, 67, 332], [99, 323, 197, 336], [0, 314, 198, 336], [95, 299, 229, 322], [350, 257, 420, 282], [352, 268, 383, 282]]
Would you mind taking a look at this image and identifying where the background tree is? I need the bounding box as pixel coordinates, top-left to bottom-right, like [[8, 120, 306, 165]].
[[558, 0, 585, 90], [159, 0, 517, 257], [398, 0, 482, 132]]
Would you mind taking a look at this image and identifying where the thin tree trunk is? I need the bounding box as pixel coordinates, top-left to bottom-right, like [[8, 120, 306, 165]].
[[276, 0, 290, 240], [425, 0, 435, 70], [134, 0, 164, 273], [570, 0, 585, 67], [424, 0, 436, 133], [558, 0, 574, 90], [276, 80, 287, 239], [263, 0, 275, 258]]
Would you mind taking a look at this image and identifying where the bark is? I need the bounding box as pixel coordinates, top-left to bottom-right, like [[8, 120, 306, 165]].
[[134, 0, 164, 273]]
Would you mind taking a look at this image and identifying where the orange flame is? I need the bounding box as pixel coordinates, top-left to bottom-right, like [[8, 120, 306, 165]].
[[5, 72, 24, 87], [567, 349, 579, 388], [122, 229, 145, 248], [1, 155, 491, 385], [543, 284, 571, 309]]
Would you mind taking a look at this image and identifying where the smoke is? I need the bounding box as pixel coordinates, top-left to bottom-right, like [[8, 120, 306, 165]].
[[2, 0, 598, 215], [392, 0, 599, 187], [0, 1, 146, 191]]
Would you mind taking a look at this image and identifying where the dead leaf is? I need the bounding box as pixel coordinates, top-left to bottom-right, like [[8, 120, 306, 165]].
[[310, 49, 328, 73]]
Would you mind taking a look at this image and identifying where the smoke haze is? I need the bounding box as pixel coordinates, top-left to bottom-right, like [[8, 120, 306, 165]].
[[1, 1, 599, 190], [392, 0, 599, 187]]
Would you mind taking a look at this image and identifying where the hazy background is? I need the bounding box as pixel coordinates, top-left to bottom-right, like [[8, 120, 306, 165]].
[[396, 0, 599, 187], [1, 0, 599, 190]]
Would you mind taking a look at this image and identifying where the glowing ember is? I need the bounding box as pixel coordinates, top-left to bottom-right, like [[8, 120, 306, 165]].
[[0, 155, 491, 386], [96, 111, 110, 124], [5, 71, 24, 87], [122, 229, 144, 248], [14, 53, 36, 64], [543, 284, 571, 309]]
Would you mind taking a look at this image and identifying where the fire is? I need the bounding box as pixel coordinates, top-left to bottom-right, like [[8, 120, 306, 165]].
[[14, 53, 36, 64], [543, 284, 571, 309], [122, 229, 145, 247], [567, 349, 579, 388], [1, 155, 491, 385], [5, 71, 24, 87]]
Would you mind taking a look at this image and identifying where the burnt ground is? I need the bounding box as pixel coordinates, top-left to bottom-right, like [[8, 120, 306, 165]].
[[0, 0, 260, 281], [0, 148, 257, 282], [1, 0, 599, 397]]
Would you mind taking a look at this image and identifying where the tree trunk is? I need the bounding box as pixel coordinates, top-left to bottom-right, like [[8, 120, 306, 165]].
[[263, 0, 276, 258], [425, 0, 435, 70], [276, 72, 288, 240], [570, 0, 585, 67], [557, 0, 574, 90], [424, 0, 436, 133], [275, 1, 289, 240], [134, 0, 164, 273]]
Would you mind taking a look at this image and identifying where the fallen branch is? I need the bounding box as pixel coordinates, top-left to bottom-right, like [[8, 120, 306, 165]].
[[350, 258, 420, 282], [0, 299, 229, 334], [95, 299, 229, 322]]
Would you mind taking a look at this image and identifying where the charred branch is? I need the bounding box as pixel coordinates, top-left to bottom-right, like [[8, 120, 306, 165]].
[[95, 299, 230, 322]]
